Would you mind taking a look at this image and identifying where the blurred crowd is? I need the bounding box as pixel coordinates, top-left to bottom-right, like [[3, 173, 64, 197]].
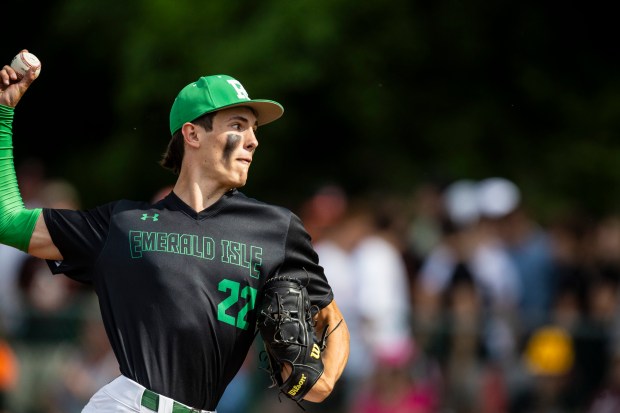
[[283, 178, 620, 413], [0, 159, 119, 413], [2, 162, 620, 413]]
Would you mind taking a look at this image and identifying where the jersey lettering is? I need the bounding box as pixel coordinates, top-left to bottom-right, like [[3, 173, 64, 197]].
[[129, 230, 215, 260], [129, 231, 263, 276], [220, 240, 263, 278]]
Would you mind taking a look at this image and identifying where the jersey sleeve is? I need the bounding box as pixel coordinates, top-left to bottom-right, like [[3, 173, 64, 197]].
[[278, 213, 334, 310], [43, 202, 116, 283]]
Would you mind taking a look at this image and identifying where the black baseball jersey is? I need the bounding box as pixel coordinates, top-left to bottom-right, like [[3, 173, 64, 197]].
[[43, 190, 333, 410]]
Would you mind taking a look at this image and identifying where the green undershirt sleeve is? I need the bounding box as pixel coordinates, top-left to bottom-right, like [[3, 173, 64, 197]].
[[0, 104, 42, 252]]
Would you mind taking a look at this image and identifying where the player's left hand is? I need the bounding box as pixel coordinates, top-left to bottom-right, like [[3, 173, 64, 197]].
[[257, 275, 326, 404]]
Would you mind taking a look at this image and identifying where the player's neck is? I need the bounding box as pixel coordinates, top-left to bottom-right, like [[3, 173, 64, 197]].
[[173, 171, 231, 212]]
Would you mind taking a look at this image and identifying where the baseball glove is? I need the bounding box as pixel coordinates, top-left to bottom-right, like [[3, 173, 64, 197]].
[[257, 274, 327, 405]]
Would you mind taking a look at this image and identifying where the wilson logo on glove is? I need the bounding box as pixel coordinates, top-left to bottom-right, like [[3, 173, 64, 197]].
[[311, 344, 321, 360], [288, 373, 307, 397]]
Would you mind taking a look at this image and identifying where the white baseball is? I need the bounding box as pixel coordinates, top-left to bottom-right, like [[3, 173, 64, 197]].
[[10, 51, 41, 79]]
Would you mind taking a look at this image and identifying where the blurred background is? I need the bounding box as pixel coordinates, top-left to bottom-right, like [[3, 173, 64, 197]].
[[2, 0, 620, 412]]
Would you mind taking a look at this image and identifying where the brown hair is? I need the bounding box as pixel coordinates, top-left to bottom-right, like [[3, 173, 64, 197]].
[[159, 112, 216, 174]]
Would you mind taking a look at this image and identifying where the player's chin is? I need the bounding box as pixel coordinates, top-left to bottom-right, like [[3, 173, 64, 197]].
[[229, 174, 249, 188]]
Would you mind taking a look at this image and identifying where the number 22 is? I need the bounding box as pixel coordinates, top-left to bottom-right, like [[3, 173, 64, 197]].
[[217, 279, 257, 330]]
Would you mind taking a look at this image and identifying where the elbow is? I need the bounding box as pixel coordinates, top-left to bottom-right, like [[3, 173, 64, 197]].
[[314, 381, 335, 403], [304, 392, 331, 404], [303, 375, 335, 403]]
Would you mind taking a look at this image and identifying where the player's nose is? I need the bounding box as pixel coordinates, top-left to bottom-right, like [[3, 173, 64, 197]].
[[245, 129, 258, 151]]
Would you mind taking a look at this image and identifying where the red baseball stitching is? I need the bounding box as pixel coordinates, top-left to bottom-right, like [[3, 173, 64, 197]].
[[19, 52, 40, 70], [13, 52, 40, 78]]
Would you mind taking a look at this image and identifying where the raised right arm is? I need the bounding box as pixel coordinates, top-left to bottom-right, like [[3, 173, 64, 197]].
[[0, 53, 62, 260]]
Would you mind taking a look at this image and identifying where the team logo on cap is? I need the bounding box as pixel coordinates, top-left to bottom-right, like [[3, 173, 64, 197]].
[[227, 79, 250, 100]]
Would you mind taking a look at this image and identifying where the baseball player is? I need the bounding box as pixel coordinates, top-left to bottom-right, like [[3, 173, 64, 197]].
[[0, 50, 350, 412]]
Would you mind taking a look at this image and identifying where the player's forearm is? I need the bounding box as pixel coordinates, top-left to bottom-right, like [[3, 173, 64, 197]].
[[0, 104, 42, 252], [305, 300, 350, 403]]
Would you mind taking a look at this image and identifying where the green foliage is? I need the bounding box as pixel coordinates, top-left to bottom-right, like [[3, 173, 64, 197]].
[[9, 0, 620, 217]]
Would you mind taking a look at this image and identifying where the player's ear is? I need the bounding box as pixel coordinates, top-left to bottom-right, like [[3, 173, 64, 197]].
[[181, 122, 200, 148]]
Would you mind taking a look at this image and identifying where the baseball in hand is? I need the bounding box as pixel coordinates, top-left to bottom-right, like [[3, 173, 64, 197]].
[[10, 51, 41, 79]]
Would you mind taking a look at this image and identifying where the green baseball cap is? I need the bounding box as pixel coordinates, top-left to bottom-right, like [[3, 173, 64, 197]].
[[169, 74, 284, 135]]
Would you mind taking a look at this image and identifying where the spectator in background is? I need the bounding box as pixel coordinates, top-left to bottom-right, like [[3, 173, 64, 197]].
[[313, 195, 374, 408], [0, 246, 27, 336], [478, 178, 556, 335], [38, 179, 81, 210], [46, 298, 120, 413], [588, 349, 620, 413], [15, 256, 86, 343], [547, 213, 593, 332], [415, 180, 521, 347], [432, 270, 488, 412], [352, 195, 413, 374], [406, 182, 445, 274], [0, 159, 46, 336], [417, 180, 522, 314], [571, 275, 618, 408], [510, 326, 575, 413], [546, 213, 616, 410], [565, 216, 620, 410], [15, 179, 85, 343], [427, 260, 510, 413], [298, 185, 349, 244], [414, 179, 521, 412], [351, 338, 439, 413], [8, 179, 91, 413], [0, 336, 18, 413], [592, 215, 620, 285]]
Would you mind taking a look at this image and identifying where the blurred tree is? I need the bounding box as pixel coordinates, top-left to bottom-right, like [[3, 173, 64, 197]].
[[1, 0, 619, 219]]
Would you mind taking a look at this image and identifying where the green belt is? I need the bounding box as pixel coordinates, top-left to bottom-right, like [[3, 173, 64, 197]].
[[141, 388, 204, 413]]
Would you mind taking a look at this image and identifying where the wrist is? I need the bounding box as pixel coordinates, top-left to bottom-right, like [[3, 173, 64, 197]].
[[0, 104, 14, 132], [0, 105, 13, 159], [0, 104, 15, 116]]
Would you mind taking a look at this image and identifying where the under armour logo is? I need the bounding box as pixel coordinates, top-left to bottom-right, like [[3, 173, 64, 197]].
[[141, 213, 159, 221], [226, 79, 250, 100]]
